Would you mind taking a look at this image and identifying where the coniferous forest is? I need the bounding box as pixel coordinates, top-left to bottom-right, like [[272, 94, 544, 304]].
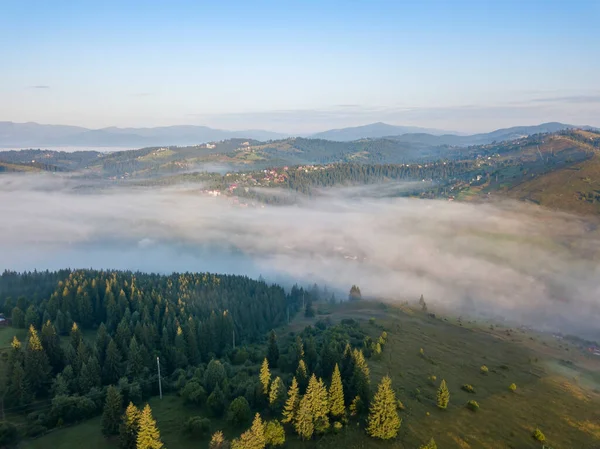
[[0, 269, 401, 448]]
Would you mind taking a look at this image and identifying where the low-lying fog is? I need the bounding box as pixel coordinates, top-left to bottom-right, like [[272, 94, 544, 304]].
[[1, 174, 599, 339]]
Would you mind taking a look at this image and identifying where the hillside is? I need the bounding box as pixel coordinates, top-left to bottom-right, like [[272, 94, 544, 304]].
[[504, 132, 600, 214]]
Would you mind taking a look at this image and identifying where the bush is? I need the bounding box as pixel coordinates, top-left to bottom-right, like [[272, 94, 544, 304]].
[[24, 424, 47, 438], [480, 365, 489, 375], [49, 395, 97, 426], [183, 416, 211, 438], [333, 421, 343, 433], [264, 420, 285, 447], [207, 385, 226, 417], [428, 375, 437, 385], [466, 400, 479, 412], [0, 422, 20, 448], [509, 383, 517, 392], [180, 380, 207, 406], [461, 384, 475, 393], [227, 397, 252, 426], [532, 428, 546, 442]]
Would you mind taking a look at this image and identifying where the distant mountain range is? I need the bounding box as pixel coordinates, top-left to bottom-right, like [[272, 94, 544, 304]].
[[0, 122, 287, 148], [0, 120, 594, 148]]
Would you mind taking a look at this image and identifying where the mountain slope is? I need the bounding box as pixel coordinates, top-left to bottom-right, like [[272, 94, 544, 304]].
[[310, 122, 452, 141], [0, 122, 286, 148]]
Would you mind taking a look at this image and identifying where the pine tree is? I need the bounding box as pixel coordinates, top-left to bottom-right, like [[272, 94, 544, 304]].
[[209, 431, 230, 449], [366, 375, 401, 440], [281, 377, 300, 424], [102, 385, 123, 436], [352, 349, 370, 402], [231, 413, 265, 449], [349, 395, 362, 417], [174, 325, 188, 368], [329, 363, 345, 418], [24, 325, 51, 395], [79, 355, 101, 392], [9, 362, 32, 406], [95, 322, 110, 365], [268, 376, 285, 412], [294, 396, 314, 440], [41, 320, 63, 373], [266, 330, 279, 367], [127, 337, 144, 379], [303, 375, 329, 433], [259, 358, 271, 395], [119, 402, 141, 449], [437, 379, 450, 409], [419, 438, 437, 449], [136, 404, 164, 449], [296, 359, 308, 393], [70, 322, 83, 350], [104, 338, 124, 384]]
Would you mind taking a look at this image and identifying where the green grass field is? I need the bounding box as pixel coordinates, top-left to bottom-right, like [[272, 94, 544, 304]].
[[17, 301, 600, 449]]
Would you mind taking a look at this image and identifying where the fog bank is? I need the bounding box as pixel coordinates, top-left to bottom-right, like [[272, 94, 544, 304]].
[[1, 174, 599, 338]]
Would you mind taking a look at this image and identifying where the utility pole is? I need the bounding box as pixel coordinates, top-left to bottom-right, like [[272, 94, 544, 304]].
[[156, 356, 163, 399]]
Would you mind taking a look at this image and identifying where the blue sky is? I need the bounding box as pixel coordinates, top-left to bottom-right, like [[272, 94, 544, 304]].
[[1, 0, 599, 133]]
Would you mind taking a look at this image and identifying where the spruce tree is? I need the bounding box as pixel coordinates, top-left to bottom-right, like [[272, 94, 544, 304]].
[[329, 363, 345, 418], [102, 385, 123, 436], [119, 402, 141, 449], [294, 396, 314, 440], [104, 338, 124, 384], [41, 320, 63, 373], [437, 379, 450, 409], [366, 375, 401, 440], [209, 431, 229, 449], [302, 375, 329, 433], [9, 362, 32, 406], [266, 330, 279, 367], [231, 413, 265, 449], [70, 322, 83, 350], [24, 325, 51, 395], [419, 438, 437, 449], [281, 377, 300, 424], [127, 337, 144, 379], [95, 323, 110, 365], [268, 376, 285, 412], [352, 349, 370, 402], [296, 359, 308, 393], [136, 404, 164, 449], [259, 358, 271, 395]]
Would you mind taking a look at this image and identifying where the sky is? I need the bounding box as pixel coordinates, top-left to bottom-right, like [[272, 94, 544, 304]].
[[1, 0, 599, 133]]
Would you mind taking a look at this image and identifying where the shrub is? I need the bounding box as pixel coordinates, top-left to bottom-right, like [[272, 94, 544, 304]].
[[466, 400, 479, 412], [428, 375, 437, 385], [509, 383, 517, 392], [184, 416, 211, 438], [264, 420, 285, 447], [333, 421, 343, 433], [180, 380, 207, 406], [227, 397, 252, 426], [207, 385, 226, 417], [532, 428, 546, 442], [461, 384, 475, 393], [480, 365, 489, 375], [49, 395, 97, 426]]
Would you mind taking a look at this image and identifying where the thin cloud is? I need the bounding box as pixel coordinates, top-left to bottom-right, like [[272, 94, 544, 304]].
[[530, 95, 600, 104], [30, 85, 50, 89]]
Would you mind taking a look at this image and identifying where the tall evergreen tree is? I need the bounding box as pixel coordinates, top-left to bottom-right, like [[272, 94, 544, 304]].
[[80, 355, 101, 392], [104, 338, 124, 384], [24, 325, 52, 395], [174, 325, 188, 368], [70, 322, 83, 350], [41, 320, 64, 373], [294, 396, 314, 441], [259, 358, 271, 395], [304, 374, 329, 433], [268, 376, 285, 412], [127, 337, 144, 379], [329, 364, 345, 418], [9, 362, 32, 406], [136, 404, 163, 449], [352, 349, 370, 402], [281, 377, 300, 424], [231, 413, 265, 449], [95, 323, 110, 365], [119, 402, 140, 449], [102, 385, 123, 436], [366, 376, 401, 440], [266, 330, 279, 367], [437, 379, 450, 409], [296, 359, 308, 393]]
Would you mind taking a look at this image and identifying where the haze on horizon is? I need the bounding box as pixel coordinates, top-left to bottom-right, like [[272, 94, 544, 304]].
[[1, 0, 600, 134]]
